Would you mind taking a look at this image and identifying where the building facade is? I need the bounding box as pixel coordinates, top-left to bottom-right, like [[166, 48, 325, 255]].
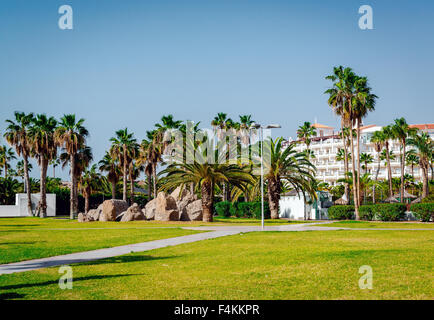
[[286, 123, 434, 186]]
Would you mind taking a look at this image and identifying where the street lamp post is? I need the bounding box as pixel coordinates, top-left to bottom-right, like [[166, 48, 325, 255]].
[[250, 123, 281, 230]]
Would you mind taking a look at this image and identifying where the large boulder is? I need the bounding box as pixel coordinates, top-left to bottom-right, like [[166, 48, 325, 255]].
[[87, 204, 103, 221], [155, 192, 179, 221], [183, 199, 203, 221], [100, 199, 129, 221], [120, 203, 145, 222], [170, 186, 190, 201], [144, 198, 157, 220], [78, 212, 88, 223]]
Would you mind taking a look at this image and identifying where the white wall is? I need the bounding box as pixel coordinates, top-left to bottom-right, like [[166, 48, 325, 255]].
[[0, 194, 56, 217], [279, 196, 306, 220]]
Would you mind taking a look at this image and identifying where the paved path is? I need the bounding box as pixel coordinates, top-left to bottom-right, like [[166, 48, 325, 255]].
[[0, 222, 431, 275]]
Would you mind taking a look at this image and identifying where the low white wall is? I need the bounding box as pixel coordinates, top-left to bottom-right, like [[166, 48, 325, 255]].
[[0, 194, 56, 217], [279, 196, 306, 220]]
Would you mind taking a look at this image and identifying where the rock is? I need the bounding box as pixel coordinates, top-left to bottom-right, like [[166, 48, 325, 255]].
[[170, 186, 190, 201], [78, 212, 87, 223], [155, 192, 179, 221], [144, 198, 157, 220], [184, 199, 203, 221], [120, 203, 145, 222], [116, 211, 126, 222], [101, 199, 129, 221]]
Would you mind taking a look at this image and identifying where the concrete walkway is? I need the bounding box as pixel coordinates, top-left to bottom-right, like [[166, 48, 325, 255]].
[[0, 221, 431, 275]]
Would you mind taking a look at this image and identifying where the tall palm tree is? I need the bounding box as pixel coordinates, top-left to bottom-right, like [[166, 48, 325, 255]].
[[407, 132, 432, 198], [0, 145, 17, 178], [391, 118, 418, 202], [55, 114, 89, 219], [263, 137, 316, 219], [211, 112, 234, 140], [79, 164, 102, 213], [4, 112, 34, 214], [325, 66, 353, 206], [370, 130, 386, 203], [28, 114, 58, 217], [381, 126, 395, 197], [110, 128, 138, 202], [98, 151, 121, 199], [137, 139, 154, 199], [49, 158, 61, 178], [238, 115, 255, 145], [296, 122, 317, 153], [353, 77, 377, 206]]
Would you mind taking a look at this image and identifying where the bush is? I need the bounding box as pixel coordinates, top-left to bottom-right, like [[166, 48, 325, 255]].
[[359, 205, 376, 221], [328, 205, 355, 220], [375, 203, 406, 221], [215, 201, 232, 217], [411, 203, 434, 222], [421, 194, 434, 203], [214, 201, 270, 219]]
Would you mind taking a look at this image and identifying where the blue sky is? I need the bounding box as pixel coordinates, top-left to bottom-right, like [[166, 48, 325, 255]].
[[1, 0, 433, 180]]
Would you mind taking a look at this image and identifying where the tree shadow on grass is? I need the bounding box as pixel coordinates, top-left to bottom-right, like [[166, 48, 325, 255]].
[[0, 241, 46, 245], [0, 273, 142, 291], [80, 254, 180, 267], [0, 292, 25, 300]]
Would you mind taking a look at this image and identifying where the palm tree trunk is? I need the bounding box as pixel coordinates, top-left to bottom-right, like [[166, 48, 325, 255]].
[[84, 191, 90, 214], [356, 120, 361, 209], [152, 163, 157, 198], [111, 180, 116, 199], [4, 161, 7, 178], [385, 144, 393, 197], [422, 165, 428, 198], [147, 174, 152, 199], [122, 147, 127, 202], [267, 177, 280, 219], [373, 152, 381, 204], [130, 177, 135, 205], [201, 181, 213, 222], [341, 121, 350, 204], [70, 154, 77, 219], [39, 159, 48, 218], [400, 142, 406, 202], [23, 155, 32, 215], [349, 125, 359, 219]]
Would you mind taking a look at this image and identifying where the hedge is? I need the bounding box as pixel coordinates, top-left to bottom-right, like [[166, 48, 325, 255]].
[[359, 205, 376, 221], [411, 203, 434, 222], [328, 205, 355, 220], [374, 203, 406, 221], [214, 201, 270, 219]]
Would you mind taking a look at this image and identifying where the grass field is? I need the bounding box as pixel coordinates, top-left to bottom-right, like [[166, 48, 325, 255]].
[[317, 221, 434, 229], [1, 229, 432, 300]]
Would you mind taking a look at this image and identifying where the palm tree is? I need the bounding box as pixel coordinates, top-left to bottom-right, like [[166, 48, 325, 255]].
[[4, 111, 34, 215], [407, 132, 433, 198], [79, 164, 102, 213], [0, 145, 17, 178], [238, 115, 255, 145], [15, 160, 33, 192], [353, 77, 377, 207], [55, 114, 89, 219], [28, 114, 58, 217], [211, 112, 234, 140], [391, 118, 418, 202], [137, 139, 154, 199], [296, 122, 317, 153], [406, 152, 419, 178], [381, 126, 395, 197], [263, 137, 316, 219], [98, 151, 121, 199], [160, 137, 254, 222], [325, 66, 353, 206], [370, 130, 386, 203], [110, 128, 138, 202], [336, 148, 351, 162], [360, 153, 374, 174], [49, 158, 61, 178]]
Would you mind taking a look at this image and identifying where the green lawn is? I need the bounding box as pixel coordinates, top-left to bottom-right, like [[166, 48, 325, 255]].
[[318, 220, 434, 229], [1, 230, 432, 300], [0, 221, 204, 265]]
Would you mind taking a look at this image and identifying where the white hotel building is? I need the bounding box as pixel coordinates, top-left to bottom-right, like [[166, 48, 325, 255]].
[[285, 123, 434, 186]]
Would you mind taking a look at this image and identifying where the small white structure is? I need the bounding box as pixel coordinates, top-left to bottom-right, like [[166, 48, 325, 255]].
[[0, 194, 56, 217], [279, 190, 332, 220]]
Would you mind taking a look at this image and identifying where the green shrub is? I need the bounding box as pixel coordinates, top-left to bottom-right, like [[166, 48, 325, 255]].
[[359, 205, 376, 221], [375, 203, 406, 221], [421, 194, 434, 203], [328, 205, 355, 220], [411, 203, 434, 222], [251, 201, 271, 219], [215, 201, 232, 217], [237, 202, 252, 218]]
